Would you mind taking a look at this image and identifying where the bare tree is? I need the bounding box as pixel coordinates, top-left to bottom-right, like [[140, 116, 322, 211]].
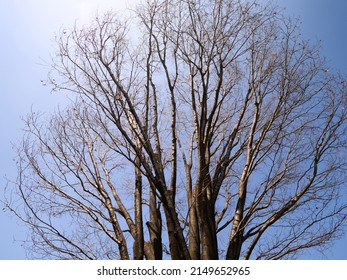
[[5, 0, 347, 260]]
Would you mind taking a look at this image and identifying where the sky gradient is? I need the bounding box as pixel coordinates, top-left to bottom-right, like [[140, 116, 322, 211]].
[[1, 0, 346, 259]]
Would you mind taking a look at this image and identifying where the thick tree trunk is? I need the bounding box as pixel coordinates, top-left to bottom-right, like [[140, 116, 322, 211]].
[[196, 155, 219, 259], [196, 191, 219, 259], [146, 186, 162, 260], [162, 189, 191, 260], [226, 172, 249, 260], [188, 191, 201, 259], [133, 156, 144, 260]]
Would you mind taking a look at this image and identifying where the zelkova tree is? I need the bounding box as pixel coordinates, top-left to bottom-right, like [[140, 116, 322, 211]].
[[6, 0, 347, 259]]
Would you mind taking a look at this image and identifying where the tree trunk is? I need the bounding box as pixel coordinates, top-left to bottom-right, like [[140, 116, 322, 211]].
[[226, 175, 248, 260], [163, 189, 191, 259], [146, 185, 162, 260], [196, 155, 219, 259], [133, 156, 144, 260], [188, 189, 201, 259]]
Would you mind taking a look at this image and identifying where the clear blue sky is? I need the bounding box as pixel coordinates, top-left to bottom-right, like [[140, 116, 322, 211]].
[[0, 0, 346, 259]]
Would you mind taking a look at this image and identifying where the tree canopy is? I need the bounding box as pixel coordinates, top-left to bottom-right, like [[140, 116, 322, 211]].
[[5, 0, 347, 259]]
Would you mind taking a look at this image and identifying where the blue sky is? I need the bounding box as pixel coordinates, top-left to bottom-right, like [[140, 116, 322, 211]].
[[0, 0, 346, 259]]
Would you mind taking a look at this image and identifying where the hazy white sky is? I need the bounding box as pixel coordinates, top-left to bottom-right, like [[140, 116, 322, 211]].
[[0, 0, 346, 259]]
